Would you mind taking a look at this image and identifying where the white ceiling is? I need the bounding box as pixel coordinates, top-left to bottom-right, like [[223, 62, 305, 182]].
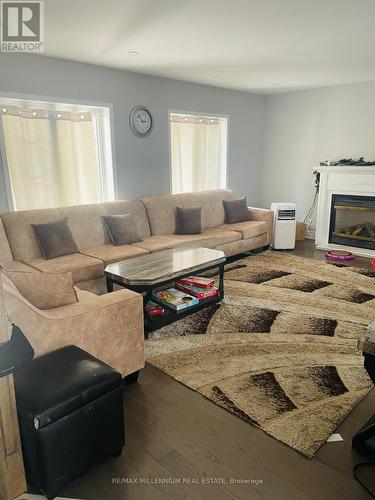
[[44, 0, 375, 94]]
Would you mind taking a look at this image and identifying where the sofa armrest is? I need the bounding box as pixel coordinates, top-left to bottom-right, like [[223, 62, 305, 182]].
[[3, 284, 144, 377], [248, 207, 273, 244]]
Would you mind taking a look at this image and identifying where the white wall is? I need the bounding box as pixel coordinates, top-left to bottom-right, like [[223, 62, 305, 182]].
[[261, 81, 375, 225], [2, 54, 375, 221], [0, 54, 265, 212]]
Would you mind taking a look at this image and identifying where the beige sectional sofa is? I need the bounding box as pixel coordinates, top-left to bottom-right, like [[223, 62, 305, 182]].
[[0, 189, 273, 376]]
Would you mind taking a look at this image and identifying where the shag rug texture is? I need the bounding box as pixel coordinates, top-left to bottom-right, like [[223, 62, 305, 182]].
[[145, 252, 375, 457]]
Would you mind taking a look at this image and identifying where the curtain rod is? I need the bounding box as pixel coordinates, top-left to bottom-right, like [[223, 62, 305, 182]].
[[0, 105, 94, 122]]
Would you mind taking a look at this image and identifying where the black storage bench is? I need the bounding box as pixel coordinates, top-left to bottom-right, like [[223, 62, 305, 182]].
[[14, 345, 125, 499]]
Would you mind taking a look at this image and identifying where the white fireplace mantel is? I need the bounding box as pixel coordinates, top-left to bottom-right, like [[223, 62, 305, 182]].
[[315, 165, 375, 258]]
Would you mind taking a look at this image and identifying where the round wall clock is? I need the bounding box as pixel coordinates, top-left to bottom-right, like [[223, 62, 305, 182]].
[[129, 105, 153, 137]]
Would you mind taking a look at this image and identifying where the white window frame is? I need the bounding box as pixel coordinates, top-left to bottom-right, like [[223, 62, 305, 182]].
[[0, 91, 117, 211], [168, 109, 230, 195]]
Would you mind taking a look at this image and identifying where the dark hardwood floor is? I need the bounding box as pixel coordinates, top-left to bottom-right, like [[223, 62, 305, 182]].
[[61, 240, 375, 500]]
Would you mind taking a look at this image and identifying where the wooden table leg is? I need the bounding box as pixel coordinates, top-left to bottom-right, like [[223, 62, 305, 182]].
[[0, 271, 27, 499]]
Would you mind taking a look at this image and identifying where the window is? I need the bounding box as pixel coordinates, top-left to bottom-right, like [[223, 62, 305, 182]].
[[169, 112, 228, 194], [0, 98, 115, 211]]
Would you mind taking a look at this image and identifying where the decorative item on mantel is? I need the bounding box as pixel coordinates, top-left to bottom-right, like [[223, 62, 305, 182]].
[[320, 157, 375, 166]]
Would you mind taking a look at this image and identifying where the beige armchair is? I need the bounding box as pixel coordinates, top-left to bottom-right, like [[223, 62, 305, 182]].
[[2, 275, 145, 377]]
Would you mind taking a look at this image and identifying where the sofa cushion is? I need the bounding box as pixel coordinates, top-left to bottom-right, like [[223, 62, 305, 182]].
[[176, 207, 202, 235], [134, 229, 240, 253], [26, 253, 104, 283], [80, 244, 148, 265], [133, 235, 190, 253], [133, 234, 216, 253], [219, 220, 268, 239], [5, 270, 78, 310], [103, 200, 151, 239], [176, 190, 237, 229], [1, 208, 62, 261], [32, 218, 79, 259], [58, 204, 110, 249], [140, 195, 183, 235], [172, 233, 218, 249], [202, 227, 242, 246], [175, 192, 212, 230], [102, 214, 143, 245], [175, 228, 241, 249], [223, 197, 250, 224]]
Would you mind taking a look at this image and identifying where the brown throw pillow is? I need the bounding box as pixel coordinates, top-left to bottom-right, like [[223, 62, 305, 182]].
[[102, 214, 143, 245], [5, 270, 78, 310], [176, 207, 202, 235], [223, 197, 250, 224], [32, 218, 78, 260]]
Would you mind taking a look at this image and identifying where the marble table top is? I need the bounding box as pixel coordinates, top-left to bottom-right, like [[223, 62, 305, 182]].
[[105, 247, 226, 286]]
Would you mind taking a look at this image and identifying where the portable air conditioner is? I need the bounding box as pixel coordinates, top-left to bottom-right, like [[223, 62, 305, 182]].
[[271, 202, 296, 249]]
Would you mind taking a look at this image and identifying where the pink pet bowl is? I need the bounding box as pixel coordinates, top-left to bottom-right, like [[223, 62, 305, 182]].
[[325, 250, 355, 262]]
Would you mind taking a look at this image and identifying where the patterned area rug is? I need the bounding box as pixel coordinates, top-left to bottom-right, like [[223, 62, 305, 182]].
[[145, 252, 375, 457]]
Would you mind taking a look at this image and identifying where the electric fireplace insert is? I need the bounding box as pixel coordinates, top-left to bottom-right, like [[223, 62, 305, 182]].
[[329, 194, 375, 251]]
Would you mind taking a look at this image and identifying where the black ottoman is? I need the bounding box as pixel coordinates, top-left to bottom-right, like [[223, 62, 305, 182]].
[[14, 345, 125, 499]]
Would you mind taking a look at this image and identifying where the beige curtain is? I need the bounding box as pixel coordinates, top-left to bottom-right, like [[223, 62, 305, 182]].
[[1, 107, 101, 210], [170, 115, 227, 194]]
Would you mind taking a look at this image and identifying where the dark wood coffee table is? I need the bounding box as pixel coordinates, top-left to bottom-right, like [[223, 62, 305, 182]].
[[105, 247, 226, 336]]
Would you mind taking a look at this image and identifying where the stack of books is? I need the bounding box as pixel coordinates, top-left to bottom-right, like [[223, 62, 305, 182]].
[[145, 301, 165, 317], [151, 288, 199, 311], [175, 276, 218, 300], [149, 277, 219, 313]]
